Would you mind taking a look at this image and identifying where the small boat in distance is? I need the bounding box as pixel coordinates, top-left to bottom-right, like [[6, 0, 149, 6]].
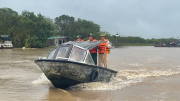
[[0, 35, 13, 49], [154, 41, 180, 47], [35, 41, 117, 89]]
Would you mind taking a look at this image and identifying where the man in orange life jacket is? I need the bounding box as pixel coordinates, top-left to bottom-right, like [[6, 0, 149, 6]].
[[76, 35, 84, 42], [98, 33, 111, 68], [87, 33, 98, 65]]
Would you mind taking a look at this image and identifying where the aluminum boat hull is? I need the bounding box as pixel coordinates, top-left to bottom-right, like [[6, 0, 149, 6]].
[[35, 59, 117, 89]]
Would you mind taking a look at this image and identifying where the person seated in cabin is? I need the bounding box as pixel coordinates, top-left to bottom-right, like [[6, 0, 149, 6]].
[[76, 35, 84, 42], [76, 51, 85, 62], [70, 47, 86, 62], [57, 47, 67, 58]]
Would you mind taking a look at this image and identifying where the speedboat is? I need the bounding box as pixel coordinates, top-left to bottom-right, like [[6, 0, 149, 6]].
[[35, 41, 117, 89]]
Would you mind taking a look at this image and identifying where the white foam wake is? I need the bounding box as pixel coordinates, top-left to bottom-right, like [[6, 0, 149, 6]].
[[32, 73, 51, 85], [117, 69, 180, 80], [32, 69, 180, 90], [70, 78, 141, 91], [70, 69, 180, 91]]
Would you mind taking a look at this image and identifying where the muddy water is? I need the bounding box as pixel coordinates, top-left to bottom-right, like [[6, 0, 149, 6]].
[[0, 46, 180, 101]]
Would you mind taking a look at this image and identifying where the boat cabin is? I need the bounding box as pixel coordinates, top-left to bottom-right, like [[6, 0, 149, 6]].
[[46, 41, 105, 65]]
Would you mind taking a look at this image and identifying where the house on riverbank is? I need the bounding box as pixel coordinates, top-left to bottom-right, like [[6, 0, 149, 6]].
[[154, 41, 180, 47], [0, 35, 13, 49], [46, 35, 72, 47]]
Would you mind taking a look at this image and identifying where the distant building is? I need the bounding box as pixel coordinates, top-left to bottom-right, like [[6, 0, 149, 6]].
[[0, 35, 13, 49], [46, 35, 72, 47]]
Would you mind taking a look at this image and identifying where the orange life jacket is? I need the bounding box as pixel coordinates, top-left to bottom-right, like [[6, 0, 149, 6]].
[[87, 39, 97, 53], [98, 39, 109, 54]]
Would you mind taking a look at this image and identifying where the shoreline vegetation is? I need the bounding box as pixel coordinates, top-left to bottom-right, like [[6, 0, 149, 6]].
[[0, 7, 179, 48], [14, 45, 152, 49], [118, 43, 154, 46]]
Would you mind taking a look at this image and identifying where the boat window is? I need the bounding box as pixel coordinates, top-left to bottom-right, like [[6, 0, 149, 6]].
[[85, 52, 95, 65], [69, 46, 86, 63], [47, 48, 56, 59], [56, 46, 69, 58]]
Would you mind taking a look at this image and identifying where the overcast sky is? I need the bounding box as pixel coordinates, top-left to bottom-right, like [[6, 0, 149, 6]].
[[1, 0, 180, 39]]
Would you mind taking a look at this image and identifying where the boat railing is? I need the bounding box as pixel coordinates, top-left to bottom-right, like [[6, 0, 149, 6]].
[[56, 57, 68, 60], [56, 57, 84, 63]]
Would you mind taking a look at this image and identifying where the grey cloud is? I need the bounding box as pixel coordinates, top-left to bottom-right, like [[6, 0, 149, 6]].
[[1, 0, 180, 38]]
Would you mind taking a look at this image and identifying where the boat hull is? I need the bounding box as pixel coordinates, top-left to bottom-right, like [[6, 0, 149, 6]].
[[35, 59, 117, 89]]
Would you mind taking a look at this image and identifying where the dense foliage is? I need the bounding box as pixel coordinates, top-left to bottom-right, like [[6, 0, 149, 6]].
[[0, 7, 179, 48], [54, 15, 100, 40], [109, 34, 180, 47], [0, 8, 54, 48]]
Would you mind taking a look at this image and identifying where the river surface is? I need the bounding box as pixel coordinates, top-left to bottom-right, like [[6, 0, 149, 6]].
[[0, 46, 180, 101]]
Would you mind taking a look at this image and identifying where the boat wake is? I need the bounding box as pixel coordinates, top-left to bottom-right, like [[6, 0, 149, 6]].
[[32, 73, 52, 85], [32, 69, 180, 90], [70, 69, 180, 90]]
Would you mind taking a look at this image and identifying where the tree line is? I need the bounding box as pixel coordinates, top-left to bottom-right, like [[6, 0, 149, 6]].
[[0, 8, 101, 48], [0, 8, 54, 48], [111, 36, 180, 47], [0, 7, 179, 48]]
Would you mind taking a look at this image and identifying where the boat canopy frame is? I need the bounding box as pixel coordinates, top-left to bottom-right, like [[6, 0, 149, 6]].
[[47, 41, 105, 65]]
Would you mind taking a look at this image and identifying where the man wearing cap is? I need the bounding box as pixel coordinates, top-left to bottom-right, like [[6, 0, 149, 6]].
[[98, 33, 111, 68], [87, 33, 98, 65], [76, 35, 84, 42]]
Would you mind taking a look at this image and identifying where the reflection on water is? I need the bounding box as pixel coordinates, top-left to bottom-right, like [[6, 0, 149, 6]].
[[0, 47, 180, 101], [43, 87, 77, 101], [69, 90, 114, 101]]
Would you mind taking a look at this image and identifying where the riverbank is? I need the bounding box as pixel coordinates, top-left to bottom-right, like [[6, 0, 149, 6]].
[[13, 44, 153, 49], [122, 43, 153, 46], [114, 43, 154, 47], [12, 43, 154, 49], [12, 46, 56, 49]]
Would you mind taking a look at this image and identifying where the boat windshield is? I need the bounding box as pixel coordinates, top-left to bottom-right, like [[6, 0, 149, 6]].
[[85, 52, 95, 65], [47, 48, 56, 59], [69, 46, 86, 63], [47, 44, 95, 65], [56, 46, 69, 59]]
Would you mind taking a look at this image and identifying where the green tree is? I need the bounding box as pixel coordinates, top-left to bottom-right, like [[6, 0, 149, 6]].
[[54, 15, 75, 36], [20, 11, 54, 48], [54, 16, 101, 40], [74, 18, 100, 40], [0, 8, 19, 36]]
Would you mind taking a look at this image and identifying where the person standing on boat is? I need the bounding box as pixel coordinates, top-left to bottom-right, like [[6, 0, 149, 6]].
[[87, 33, 98, 65], [76, 35, 84, 42], [98, 33, 111, 68]]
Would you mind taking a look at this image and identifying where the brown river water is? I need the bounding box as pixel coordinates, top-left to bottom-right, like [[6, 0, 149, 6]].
[[0, 46, 180, 101]]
